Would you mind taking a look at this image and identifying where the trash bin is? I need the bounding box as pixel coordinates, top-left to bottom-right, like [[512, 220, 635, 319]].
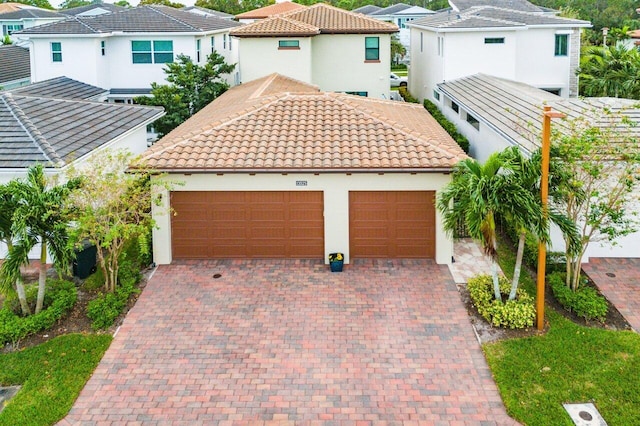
[[73, 240, 97, 279]]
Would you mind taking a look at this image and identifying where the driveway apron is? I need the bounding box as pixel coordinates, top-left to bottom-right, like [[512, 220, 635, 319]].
[[61, 259, 517, 425]]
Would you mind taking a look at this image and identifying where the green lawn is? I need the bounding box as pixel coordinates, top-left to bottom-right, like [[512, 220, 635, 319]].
[[0, 334, 112, 426], [485, 242, 640, 425]]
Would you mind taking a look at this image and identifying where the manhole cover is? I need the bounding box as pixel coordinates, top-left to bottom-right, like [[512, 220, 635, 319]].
[[0, 386, 21, 413], [213, 273, 222, 279], [606, 272, 616, 278], [564, 403, 607, 426]]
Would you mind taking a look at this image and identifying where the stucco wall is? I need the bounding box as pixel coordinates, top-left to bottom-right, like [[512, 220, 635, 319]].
[[151, 172, 454, 265], [237, 37, 313, 84]]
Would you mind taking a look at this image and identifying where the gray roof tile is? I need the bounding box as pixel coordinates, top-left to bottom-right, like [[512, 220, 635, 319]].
[[351, 5, 382, 15], [17, 5, 242, 35], [371, 3, 412, 15], [0, 92, 163, 168], [0, 45, 30, 85], [0, 8, 65, 19], [60, 3, 126, 16], [450, 0, 543, 13], [9, 76, 107, 100]]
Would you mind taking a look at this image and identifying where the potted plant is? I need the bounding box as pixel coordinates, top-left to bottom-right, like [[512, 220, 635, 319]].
[[329, 252, 344, 272]]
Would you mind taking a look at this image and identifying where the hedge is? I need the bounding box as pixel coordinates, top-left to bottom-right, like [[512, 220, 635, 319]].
[[468, 274, 535, 329], [548, 272, 608, 322], [423, 99, 470, 153]]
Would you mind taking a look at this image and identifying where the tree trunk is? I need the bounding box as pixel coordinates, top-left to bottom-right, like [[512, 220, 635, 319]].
[[492, 261, 502, 302], [509, 232, 526, 301], [15, 278, 31, 316], [35, 241, 47, 314]]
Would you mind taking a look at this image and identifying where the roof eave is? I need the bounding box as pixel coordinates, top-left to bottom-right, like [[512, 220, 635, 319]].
[[147, 167, 455, 174]]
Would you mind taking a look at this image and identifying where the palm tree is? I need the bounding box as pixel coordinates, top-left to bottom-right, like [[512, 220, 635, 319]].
[[438, 153, 542, 302], [0, 183, 30, 315], [579, 45, 640, 99], [0, 165, 81, 314]]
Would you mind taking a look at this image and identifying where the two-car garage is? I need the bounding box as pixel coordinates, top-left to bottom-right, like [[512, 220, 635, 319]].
[[170, 190, 436, 260]]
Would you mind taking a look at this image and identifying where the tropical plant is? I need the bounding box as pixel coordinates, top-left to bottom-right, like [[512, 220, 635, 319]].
[[136, 52, 235, 136], [391, 35, 406, 65], [0, 165, 81, 314], [579, 45, 640, 99]]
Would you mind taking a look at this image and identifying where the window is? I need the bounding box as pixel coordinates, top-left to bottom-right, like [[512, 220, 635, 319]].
[[3, 24, 23, 35], [51, 42, 62, 62], [131, 40, 173, 64], [365, 37, 379, 61], [420, 32, 423, 53], [196, 39, 201, 62], [229, 35, 232, 50], [437, 36, 444, 56], [465, 112, 479, 130], [344, 91, 368, 97], [542, 88, 561, 96], [210, 36, 215, 53], [433, 89, 440, 101], [100, 40, 105, 56], [484, 37, 505, 44], [450, 101, 459, 113], [278, 40, 300, 49], [555, 34, 568, 56], [223, 34, 227, 49]]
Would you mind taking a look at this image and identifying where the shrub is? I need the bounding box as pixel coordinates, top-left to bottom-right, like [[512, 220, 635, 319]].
[[398, 86, 418, 103], [0, 280, 77, 345], [391, 64, 407, 71], [86, 280, 139, 331], [423, 100, 470, 153], [467, 274, 535, 329], [83, 267, 105, 292], [548, 272, 608, 322]]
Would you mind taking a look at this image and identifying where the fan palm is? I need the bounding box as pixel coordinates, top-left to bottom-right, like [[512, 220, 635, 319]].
[[0, 165, 81, 314]]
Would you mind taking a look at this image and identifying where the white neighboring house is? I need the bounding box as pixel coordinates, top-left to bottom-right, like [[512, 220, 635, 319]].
[[59, 3, 126, 17], [436, 73, 640, 260], [15, 6, 243, 103], [0, 8, 66, 45], [181, 6, 234, 20], [235, 1, 306, 24], [231, 3, 398, 99], [367, 3, 434, 56], [407, 0, 591, 103]]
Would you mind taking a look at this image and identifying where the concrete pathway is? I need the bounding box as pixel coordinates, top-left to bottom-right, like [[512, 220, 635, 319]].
[[61, 259, 517, 425], [583, 258, 640, 332], [449, 238, 499, 284]]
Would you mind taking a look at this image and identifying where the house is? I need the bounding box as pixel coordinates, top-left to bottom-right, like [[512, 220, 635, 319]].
[[230, 3, 398, 99], [8, 76, 109, 101], [59, 3, 126, 17], [352, 5, 382, 15], [235, 1, 306, 24], [141, 73, 467, 265], [0, 44, 30, 90], [0, 3, 38, 14], [15, 6, 243, 103], [0, 8, 66, 44], [436, 73, 640, 259], [181, 6, 234, 20], [368, 3, 434, 54], [407, 0, 591, 102]]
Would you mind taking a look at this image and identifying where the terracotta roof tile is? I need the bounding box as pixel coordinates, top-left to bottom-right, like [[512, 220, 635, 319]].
[[231, 3, 397, 37], [142, 74, 465, 172], [236, 1, 306, 19]]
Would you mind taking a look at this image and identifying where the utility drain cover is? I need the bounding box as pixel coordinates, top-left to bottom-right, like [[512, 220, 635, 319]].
[[564, 403, 607, 426], [606, 272, 616, 278], [0, 386, 21, 413]]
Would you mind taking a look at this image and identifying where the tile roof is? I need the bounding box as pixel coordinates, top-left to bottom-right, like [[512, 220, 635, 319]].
[[141, 73, 465, 172], [59, 3, 126, 16], [371, 3, 412, 16], [450, 0, 543, 13], [181, 6, 234, 19], [0, 93, 163, 168], [0, 8, 65, 19], [232, 3, 398, 37], [235, 1, 306, 19], [437, 74, 640, 155], [351, 5, 382, 15], [409, 5, 590, 29], [17, 5, 242, 35], [9, 76, 108, 100], [0, 2, 34, 13], [0, 45, 30, 85]]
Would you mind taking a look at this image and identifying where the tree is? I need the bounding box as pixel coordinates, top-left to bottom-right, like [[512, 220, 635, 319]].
[[113, 0, 131, 6], [0, 166, 80, 314], [58, 0, 91, 9], [550, 111, 640, 291], [139, 0, 185, 8], [390, 35, 406, 65], [579, 45, 640, 99], [66, 150, 164, 293], [13, 0, 54, 10], [0, 183, 30, 316], [437, 152, 543, 302], [136, 52, 235, 136]]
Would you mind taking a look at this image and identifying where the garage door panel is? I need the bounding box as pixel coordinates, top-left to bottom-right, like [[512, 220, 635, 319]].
[[350, 191, 435, 259], [171, 191, 323, 259]]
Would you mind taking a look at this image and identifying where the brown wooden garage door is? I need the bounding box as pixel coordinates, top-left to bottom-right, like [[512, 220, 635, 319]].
[[349, 191, 435, 258], [171, 191, 324, 259]]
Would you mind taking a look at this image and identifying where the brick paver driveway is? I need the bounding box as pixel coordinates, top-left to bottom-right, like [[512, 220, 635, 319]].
[[62, 260, 517, 425]]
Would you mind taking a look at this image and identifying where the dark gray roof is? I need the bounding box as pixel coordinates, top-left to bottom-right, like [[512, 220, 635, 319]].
[[352, 5, 383, 15], [409, 6, 590, 29], [110, 88, 152, 95], [9, 77, 108, 100], [0, 8, 65, 19], [0, 92, 163, 168], [437, 74, 640, 155], [181, 6, 234, 19], [0, 45, 30, 85], [17, 5, 243, 35], [371, 3, 412, 16], [60, 3, 126, 16], [450, 0, 543, 13]]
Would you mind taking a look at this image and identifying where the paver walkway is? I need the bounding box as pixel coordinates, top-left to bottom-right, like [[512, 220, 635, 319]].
[[583, 258, 640, 332], [61, 259, 517, 425]]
